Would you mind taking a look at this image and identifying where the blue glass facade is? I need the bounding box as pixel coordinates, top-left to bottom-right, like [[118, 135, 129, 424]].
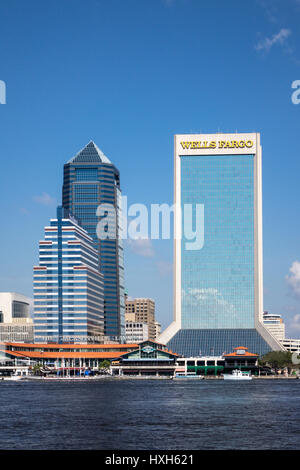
[[181, 155, 255, 329], [167, 329, 271, 357], [33, 207, 104, 342], [162, 134, 278, 357], [62, 141, 125, 338]]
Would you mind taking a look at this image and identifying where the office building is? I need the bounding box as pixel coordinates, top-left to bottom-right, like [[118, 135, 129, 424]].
[[125, 298, 156, 340], [0, 292, 33, 342], [125, 321, 149, 343], [160, 133, 284, 356], [263, 312, 285, 341], [33, 206, 104, 342], [62, 141, 125, 338]]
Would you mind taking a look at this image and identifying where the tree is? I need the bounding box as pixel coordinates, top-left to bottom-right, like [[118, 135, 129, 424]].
[[32, 363, 43, 376], [259, 351, 294, 371], [98, 360, 111, 373]]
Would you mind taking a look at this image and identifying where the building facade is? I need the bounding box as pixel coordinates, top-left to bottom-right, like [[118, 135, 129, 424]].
[[125, 321, 149, 343], [175, 347, 259, 376], [280, 338, 300, 353], [62, 141, 125, 339], [125, 298, 156, 340], [159, 133, 284, 356], [33, 207, 104, 343], [154, 321, 161, 340], [3, 341, 139, 371], [110, 340, 179, 377], [0, 292, 33, 343], [263, 312, 285, 341]]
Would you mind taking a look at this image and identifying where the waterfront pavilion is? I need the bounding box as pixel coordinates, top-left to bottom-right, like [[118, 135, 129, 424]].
[[110, 340, 179, 377], [1, 342, 139, 374]]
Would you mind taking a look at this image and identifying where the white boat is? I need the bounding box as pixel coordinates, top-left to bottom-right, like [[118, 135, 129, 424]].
[[0, 375, 23, 381], [174, 372, 204, 379], [223, 369, 252, 380]]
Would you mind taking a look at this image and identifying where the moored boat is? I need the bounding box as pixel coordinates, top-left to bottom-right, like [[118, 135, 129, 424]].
[[223, 369, 252, 380], [174, 372, 204, 379]]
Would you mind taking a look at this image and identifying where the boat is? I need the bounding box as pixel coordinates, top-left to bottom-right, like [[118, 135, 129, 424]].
[[223, 369, 252, 380], [0, 375, 23, 381], [174, 372, 204, 379]]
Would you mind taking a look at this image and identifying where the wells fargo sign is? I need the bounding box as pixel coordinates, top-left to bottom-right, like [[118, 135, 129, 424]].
[[180, 140, 254, 150]]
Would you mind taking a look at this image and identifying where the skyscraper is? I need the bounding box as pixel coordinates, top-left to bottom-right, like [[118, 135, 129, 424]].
[[33, 207, 104, 342], [125, 298, 156, 340], [62, 141, 125, 338], [159, 133, 284, 356]]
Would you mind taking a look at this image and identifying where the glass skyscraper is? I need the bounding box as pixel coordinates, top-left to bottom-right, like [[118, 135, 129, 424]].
[[160, 133, 284, 356], [62, 141, 125, 338], [33, 207, 104, 342]]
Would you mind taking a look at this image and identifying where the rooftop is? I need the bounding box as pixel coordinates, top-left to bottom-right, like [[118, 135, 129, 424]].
[[67, 141, 112, 165]]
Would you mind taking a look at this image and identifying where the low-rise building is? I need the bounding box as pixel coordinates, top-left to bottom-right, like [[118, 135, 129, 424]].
[[111, 340, 179, 377], [0, 292, 33, 343], [281, 338, 300, 353], [175, 347, 259, 376], [1, 341, 139, 372]]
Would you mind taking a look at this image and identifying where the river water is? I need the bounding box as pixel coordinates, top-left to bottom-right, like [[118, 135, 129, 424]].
[[0, 378, 299, 449]]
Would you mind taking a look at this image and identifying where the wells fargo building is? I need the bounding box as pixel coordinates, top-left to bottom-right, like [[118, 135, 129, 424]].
[[159, 133, 284, 356]]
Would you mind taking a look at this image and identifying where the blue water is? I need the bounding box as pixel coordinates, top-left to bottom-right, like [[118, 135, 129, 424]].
[[0, 379, 299, 449]]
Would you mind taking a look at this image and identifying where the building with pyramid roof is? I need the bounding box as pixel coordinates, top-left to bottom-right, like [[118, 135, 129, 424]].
[[62, 141, 125, 339]]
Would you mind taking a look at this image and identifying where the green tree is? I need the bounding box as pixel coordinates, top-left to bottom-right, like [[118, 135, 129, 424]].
[[259, 351, 293, 371], [98, 360, 111, 373], [32, 362, 43, 376]]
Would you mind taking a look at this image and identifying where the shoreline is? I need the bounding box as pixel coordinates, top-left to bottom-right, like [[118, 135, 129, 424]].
[[3, 375, 299, 382]]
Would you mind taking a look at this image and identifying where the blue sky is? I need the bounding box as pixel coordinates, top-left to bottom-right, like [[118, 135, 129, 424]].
[[0, 0, 300, 336]]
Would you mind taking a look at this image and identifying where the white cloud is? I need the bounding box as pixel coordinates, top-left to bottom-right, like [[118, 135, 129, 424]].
[[20, 207, 29, 215], [289, 313, 300, 333], [156, 260, 173, 276], [286, 261, 300, 297], [181, 287, 240, 326], [255, 28, 291, 52], [127, 238, 155, 257], [33, 192, 56, 206]]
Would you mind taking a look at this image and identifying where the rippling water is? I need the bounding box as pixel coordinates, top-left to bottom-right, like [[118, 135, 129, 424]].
[[0, 378, 299, 450]]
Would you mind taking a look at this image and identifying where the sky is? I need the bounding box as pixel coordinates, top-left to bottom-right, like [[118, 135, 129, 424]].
[[0, 0, 300, 336]]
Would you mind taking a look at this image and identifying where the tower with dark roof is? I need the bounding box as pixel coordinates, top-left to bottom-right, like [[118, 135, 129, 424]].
[[62, 141, 125, 339]]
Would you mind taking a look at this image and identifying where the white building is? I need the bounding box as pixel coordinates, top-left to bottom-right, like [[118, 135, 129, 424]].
[[154, 321, 161, 340], [125, 322, 149, 343], [280, 338, 300, 353], [0, 292, 33, 342], [263, 312, 285, 341]]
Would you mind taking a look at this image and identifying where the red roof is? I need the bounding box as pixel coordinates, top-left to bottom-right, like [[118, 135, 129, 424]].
[[2, 349, 129, 360]]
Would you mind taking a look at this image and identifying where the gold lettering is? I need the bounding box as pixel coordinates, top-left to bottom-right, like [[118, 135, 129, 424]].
[[245, 140, 253, 148], [180, 141, 191, 149], [224, 141, 232, 148], [218, 141, 225, 148], [209, 141, 216, 148], [239, 140, 245, 148]]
